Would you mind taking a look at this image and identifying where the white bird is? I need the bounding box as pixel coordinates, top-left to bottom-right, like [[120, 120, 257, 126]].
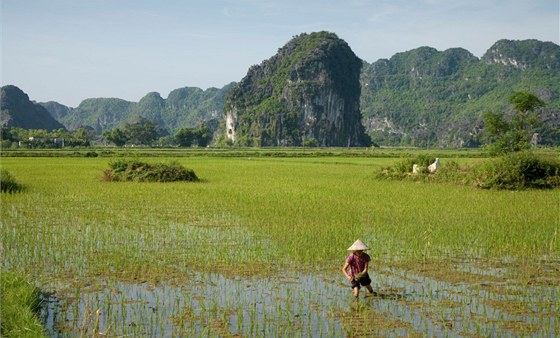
[[427, 158, 440, 173]]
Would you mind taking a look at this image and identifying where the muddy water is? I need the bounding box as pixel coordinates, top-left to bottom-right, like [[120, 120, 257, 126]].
[[40, 261, 559, 337]]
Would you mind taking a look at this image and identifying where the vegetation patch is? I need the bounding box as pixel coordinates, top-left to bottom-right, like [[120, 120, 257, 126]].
[[469, 152, 560, 190], [376, 154, 437, 177], [500, 321, 541, 335], [0, 271, 47, 338], [336, 306, 415, 337], [391, 259, 505, 285], [102, 159, 198, 182], [1, 169, 24, 193], [377, 152, 560, 190], [485, 299, 534, 316]]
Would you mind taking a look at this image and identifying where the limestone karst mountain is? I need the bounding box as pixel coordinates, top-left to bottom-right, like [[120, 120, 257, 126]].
[[360, 39, 560, 147], [223, 31, 370, 147], [1, 85, 66, 131]]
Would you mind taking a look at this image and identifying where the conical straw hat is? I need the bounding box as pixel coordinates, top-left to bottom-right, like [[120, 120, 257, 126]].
[[347, 239, 369, 251]]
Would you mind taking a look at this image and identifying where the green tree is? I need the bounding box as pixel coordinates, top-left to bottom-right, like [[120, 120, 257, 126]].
[[196, 123, 211, 147], [103, 128, 128, 146], [70, 128, 92, 147], [175, 127, 196, 147], [482, 91, 545, 155], [157, 135, 176, 147], [175, 123, 212, 147], [12, 128, 30, 142], [124, 117, 158, 145], [509, 91, 545, 114]]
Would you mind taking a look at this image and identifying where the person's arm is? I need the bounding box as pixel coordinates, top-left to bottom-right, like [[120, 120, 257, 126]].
[[342, 261, 352, 281], [360, 261, 369, 276]]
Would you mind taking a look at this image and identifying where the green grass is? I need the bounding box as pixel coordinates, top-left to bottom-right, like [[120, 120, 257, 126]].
[[0, 146, 489, 158], [0, 151, 558, 335], [0, 271, 47, 338], [1, 155, 557, 276]]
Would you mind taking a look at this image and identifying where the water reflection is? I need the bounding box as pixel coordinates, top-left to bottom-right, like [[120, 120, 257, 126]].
[[39, 264, 559, 337]]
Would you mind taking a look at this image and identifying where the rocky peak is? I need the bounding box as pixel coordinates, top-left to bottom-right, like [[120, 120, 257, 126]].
[[1, 85, 66, 131], [138, 92, 165, 106], [40, 101, 72, 120], [482, 39, 560, 70], [224, 31, 369, 147], [386, 46, 478, 77]]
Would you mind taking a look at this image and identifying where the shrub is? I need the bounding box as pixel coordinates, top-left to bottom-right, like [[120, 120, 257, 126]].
[[1, 170, 24, 193], [432, 160, 470, 185], [376, 152, 559, 190], [84, 151, 99, 157], [302, 138, 319, 147], [470, 152, 560, 190], [103, 159, 199, 182], [377, 154, 436, 179]]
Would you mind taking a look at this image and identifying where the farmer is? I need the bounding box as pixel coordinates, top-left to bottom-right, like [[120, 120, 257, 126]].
[[342, 239, 374, 298]]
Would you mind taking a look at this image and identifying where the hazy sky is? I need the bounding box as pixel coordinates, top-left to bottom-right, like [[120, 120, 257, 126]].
[[2, 0, 558, 107]]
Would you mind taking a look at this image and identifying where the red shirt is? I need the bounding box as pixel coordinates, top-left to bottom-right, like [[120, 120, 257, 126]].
[[346, 252, 371, 277]]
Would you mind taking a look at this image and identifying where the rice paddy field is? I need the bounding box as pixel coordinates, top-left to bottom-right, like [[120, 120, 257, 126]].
[[1, 148, 559, 337]]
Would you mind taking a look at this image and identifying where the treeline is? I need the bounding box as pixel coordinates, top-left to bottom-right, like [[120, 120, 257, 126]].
[[102, 117, 212, 147], [1, 91, 552, 152], [1, 127, 93, 148], [1, 118, 212, 148]]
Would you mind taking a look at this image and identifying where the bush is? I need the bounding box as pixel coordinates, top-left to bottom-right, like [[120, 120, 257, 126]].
[[377, 154, 436, 179], [1, 170, 24, 193], [376, 152, 559, 190], [103, 159, 199, 182], [470, 152, 560, 190], [302, 138, 319, 147], [432, 160, 470, 185]]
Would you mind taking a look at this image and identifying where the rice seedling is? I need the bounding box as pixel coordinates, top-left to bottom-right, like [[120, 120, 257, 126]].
[[0, 151, 558, 336]]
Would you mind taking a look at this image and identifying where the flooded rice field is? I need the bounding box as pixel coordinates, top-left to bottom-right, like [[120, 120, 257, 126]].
[[40, 259, 560, 337], [3, 155, 559, 337]]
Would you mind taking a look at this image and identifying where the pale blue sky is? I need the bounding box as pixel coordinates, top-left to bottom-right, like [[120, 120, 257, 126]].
[[2, 0, 558, 107]]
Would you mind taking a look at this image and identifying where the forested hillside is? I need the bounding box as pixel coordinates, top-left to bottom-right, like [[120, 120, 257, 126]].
[[39, 84, 235, 136], [360, 39, 560, 147]]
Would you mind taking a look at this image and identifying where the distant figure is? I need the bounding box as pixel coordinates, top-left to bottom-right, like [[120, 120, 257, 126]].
[[412, 164, 420, 174], [531, 133, 540, 148], [342, 239, 375, 298], [427, 158, 440, 173]]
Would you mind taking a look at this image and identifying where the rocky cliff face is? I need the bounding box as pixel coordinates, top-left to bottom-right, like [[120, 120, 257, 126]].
[[224, 31, 370, 147], [0, 85, 66, 131]]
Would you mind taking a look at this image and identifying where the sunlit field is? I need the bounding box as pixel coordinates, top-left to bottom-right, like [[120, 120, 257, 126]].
[[1, 149, 558, 337]]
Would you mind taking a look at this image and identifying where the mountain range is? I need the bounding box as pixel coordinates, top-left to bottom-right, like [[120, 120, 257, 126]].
[[1, 35, 559, 147]]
